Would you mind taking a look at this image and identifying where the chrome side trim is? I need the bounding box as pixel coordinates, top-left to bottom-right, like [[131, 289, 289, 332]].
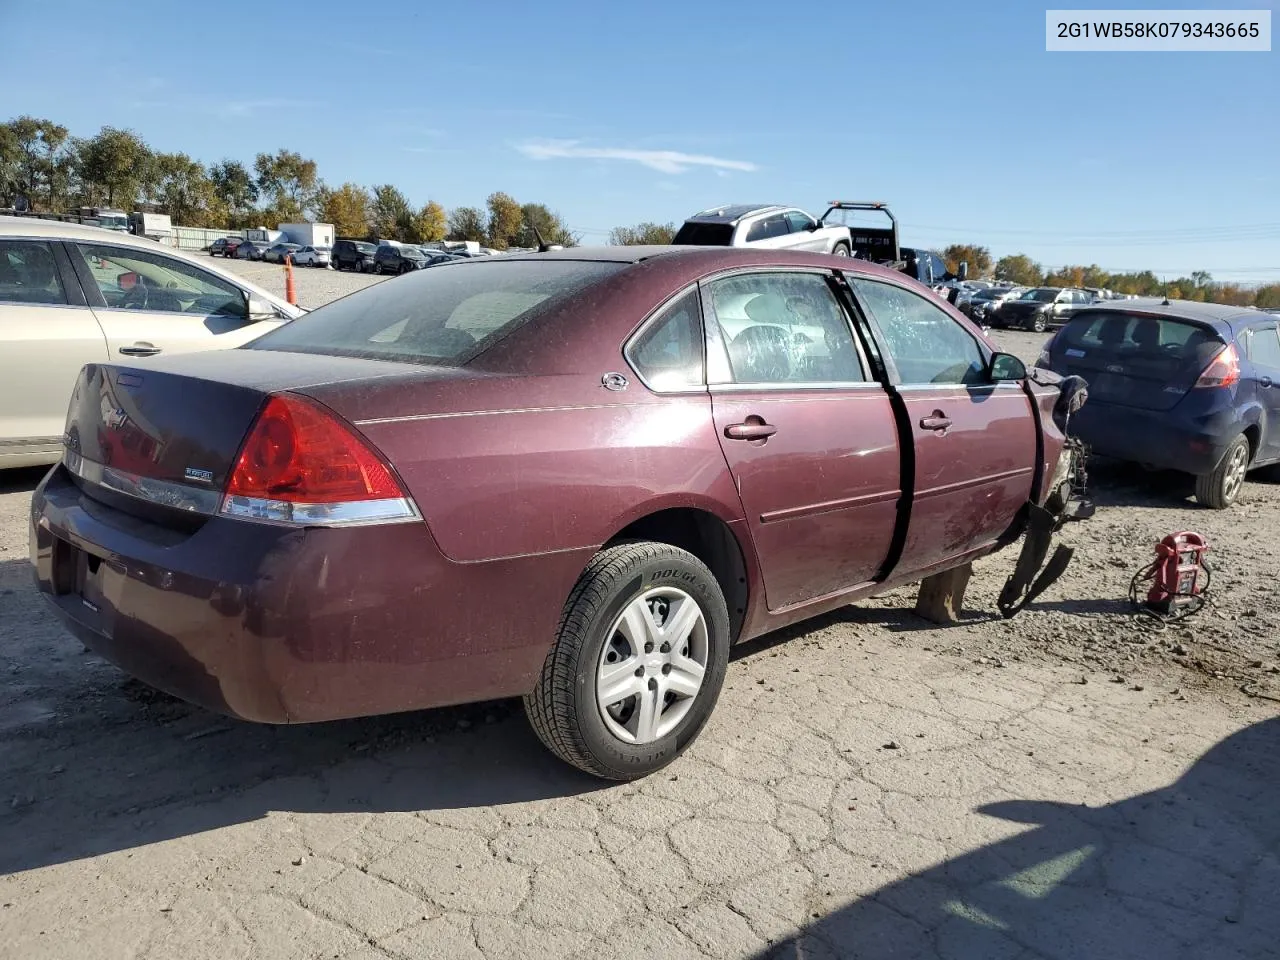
[[219, 495, 420, 527], [64, 450, 221, 514]]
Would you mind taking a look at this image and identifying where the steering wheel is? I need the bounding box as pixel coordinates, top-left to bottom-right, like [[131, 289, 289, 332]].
[[733, 325, 792, 381], [119, 281, 150, 310]]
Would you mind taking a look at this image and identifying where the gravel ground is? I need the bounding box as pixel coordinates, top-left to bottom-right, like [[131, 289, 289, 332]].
[[1, 268, 1277, 958]]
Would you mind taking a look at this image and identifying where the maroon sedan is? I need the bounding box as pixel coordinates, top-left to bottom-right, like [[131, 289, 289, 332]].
[[30, 247, 1084, 779]]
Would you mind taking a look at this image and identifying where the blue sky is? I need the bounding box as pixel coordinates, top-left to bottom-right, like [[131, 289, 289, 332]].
[[2, 0, 1276, 281]]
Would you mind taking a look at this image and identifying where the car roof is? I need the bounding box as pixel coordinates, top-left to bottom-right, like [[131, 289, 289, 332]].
[[682, 204, 788, 224], [1073, 298, 1263, 334], [0, 215, 146, 243]]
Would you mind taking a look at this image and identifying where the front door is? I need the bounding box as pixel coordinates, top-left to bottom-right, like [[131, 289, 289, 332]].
[[68, 241, 262, 360], [704, 269, 902, 610], [0, 238, 108, 457], [849, 276, 1037, 576]]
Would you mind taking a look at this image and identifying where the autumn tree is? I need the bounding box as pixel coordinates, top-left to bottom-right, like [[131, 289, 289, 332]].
[[370, 184, 412, 240], [1255, 284, 1280, 309], [609, 221, 677, 245], [517, 202, 576, 247], [485, 191, 522, 249], [993, 253, 1044, 286], [152, 152, 213, 224], [942, 244, 992, 278], [415, 201, 448, 243], [448, 206, 487, 242], [254, 148, 320, 222], [321, 182, 372, 238]]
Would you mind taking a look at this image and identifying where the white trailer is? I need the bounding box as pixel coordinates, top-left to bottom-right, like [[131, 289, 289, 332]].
[[280, 222, 335, 247]]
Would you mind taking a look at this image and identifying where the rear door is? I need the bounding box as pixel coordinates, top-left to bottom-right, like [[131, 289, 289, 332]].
[[0, 238, 109, 456], [68, 240, 268, 360], [1243, 322, 1280, 460], [704, 269, 902, 610], [848, 276, 1037, 576]]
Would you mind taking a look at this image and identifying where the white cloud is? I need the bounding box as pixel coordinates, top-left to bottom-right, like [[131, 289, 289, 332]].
[[517, 139, 757, 175]]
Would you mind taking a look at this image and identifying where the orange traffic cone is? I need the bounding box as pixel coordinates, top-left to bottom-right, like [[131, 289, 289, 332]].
[[284, 255, 297, 305]]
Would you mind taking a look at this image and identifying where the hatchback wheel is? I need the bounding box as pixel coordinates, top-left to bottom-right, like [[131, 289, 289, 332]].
[[525, 542, 730, 780], [1195, 434, 1251, 509], [1031, 313, 1048, 333]]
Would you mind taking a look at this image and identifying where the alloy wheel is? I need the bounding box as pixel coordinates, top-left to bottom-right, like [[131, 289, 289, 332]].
[[1224, 442, 1249, 501]]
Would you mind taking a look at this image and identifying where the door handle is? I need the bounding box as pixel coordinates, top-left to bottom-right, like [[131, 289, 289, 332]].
[[118, 344, 162, 357], [919, 413, 953, 432], [724, 418, 777, 441]]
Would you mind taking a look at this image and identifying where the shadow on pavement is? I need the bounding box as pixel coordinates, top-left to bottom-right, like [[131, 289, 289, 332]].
[[759, 715, 1280, 960], [0, 465, 49, 495]]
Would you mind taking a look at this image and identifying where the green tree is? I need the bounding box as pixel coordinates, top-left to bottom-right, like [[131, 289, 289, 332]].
[[321, 182, 372, 238], [485, 191, 522, 249], [78, 127, 150, 209], [609, 221, 677, 245], [370, 184, 412, 240], [942, 244, 992, 278], [447, 205, 487, 242], [254, 149, 319, 222], [415, 201, 448, 243], [151, 152, 214, 224], [2, 116, 70, 211], [517, 202, 576, 247], [209, 159, 259, 222], [993, 253, 1044, 286]]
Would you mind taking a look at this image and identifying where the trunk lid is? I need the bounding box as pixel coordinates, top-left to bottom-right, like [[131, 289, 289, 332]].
[[61, 349, 466, 513], [1046, 311, 1225, 412]]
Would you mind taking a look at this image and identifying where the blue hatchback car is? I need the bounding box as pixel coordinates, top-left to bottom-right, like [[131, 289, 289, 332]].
[[1038, 299, 1280, 508]]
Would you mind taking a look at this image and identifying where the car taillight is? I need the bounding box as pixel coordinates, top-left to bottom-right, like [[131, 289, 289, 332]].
[[222, 394, 419, 526], [1193, 344, 1240, 389]]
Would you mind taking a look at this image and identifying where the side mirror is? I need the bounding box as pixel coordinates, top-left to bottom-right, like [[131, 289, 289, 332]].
[[807, 221, 819, 232], [988, 352, 1027, 382], [245, 294, 278, 321], [957, 261, 969, 281]]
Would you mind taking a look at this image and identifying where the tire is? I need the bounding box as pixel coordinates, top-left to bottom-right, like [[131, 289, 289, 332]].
[[1031, 313, 1048, 333], [524, 541, 730, 780], [1194, 434, 1251, 509], [831, 242, 850, 257]]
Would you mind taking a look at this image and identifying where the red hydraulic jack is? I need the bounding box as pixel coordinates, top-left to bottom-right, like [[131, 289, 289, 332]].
[[1131, 532, 1212, 620]]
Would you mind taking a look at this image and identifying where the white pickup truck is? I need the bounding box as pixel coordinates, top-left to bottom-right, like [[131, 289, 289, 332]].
[[672, 204, 854, 256]]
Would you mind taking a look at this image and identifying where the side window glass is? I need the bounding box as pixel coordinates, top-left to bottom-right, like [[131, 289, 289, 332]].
[[852, 278, 985, 385], [75, 243, 246, 318], [785, 211, 814, 233], [0, 240, 68, 305], [931, 254, 948, 281], [707, 272, 865, 384], [1250, 327, 1280, 368], [627, 289, 705, 391]]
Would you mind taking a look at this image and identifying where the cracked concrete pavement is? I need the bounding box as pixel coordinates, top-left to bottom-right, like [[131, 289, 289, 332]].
[[2, 460, 1276, 959]]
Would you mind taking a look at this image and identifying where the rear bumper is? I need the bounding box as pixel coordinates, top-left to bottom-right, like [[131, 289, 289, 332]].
[[1069, 400, 1234, 475], [30, 465, 588, 723]]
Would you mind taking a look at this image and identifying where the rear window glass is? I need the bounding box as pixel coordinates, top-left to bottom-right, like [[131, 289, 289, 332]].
[[672, 222, 734, 246], [248, 259, 623, 365], [1058, 312, 1223, 365]]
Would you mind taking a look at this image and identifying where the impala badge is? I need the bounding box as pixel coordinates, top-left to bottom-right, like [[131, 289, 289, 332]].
[[184, 467, 215, 484]]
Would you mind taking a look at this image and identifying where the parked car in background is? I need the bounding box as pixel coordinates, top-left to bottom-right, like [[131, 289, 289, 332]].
[[28, 246, 1087, 779], [673, 204, 854, 256], [373, 243, 427, 274], [293, 245, 332, 267], [332, 239, 378, 272], [998, 287, 1093, 332], [235, 241, 270, 261], [967, 285, 1026, 324], [262, 242, 303, 264], [209, 237, 242, 258], [1039, 299, 1280, 508], [0, 216, 302, 468]]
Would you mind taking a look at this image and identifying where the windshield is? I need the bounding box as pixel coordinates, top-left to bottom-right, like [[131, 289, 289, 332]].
[[248, 259, 624, 365], [1020, 288, 1059, 303]]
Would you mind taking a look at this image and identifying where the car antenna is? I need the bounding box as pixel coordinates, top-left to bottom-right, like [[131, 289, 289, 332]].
[[530, 223, 552, 253]]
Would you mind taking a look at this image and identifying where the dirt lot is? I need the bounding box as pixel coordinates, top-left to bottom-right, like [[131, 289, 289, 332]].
[[1, 266, 1277, 959]]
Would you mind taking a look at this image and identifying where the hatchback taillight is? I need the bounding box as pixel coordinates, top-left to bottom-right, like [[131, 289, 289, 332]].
[[1193, 344, 1240, 389], [222, 394, 419, 526]]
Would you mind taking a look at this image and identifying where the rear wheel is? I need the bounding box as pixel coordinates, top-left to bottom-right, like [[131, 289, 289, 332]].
[[1195, 434, 1251, 509], [524, 542, 730, 780], [1031, 313, 1048, 333]]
